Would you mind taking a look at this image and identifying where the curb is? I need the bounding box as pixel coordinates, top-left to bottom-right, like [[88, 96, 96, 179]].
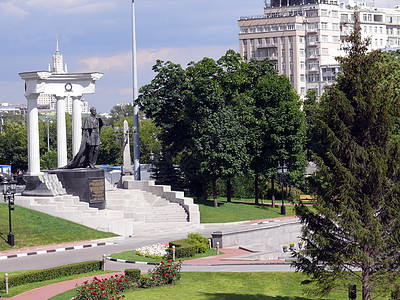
[[106, 257, 158, 265], [0, 242, 115, 260]]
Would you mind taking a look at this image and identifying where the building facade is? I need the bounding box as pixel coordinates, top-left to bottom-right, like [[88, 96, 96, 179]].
[[238, 0, 400, 98]]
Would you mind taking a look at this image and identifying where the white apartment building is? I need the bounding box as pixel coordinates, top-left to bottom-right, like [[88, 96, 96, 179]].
[[238, 0, 400, 98], [38, 37, 89, 114]]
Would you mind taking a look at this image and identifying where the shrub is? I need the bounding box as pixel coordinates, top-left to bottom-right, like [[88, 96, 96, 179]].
[[74, 274, 131, 300], [144, 260, 182, 287], [74, 261, 182, 299], [167, 239, 196, 258], [0, 261, 102, 290], [124, 269, 141, 281], [186, 233, 209, 253]]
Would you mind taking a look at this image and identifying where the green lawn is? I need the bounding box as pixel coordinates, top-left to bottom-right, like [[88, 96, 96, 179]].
[[0, 204, 117, 251], [50, 272, 358, 300], [109, 248, 223, 263], [195, 197, 296, 223]]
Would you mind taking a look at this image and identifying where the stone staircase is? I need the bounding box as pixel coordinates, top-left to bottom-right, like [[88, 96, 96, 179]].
[[15, 180, 200, 237]]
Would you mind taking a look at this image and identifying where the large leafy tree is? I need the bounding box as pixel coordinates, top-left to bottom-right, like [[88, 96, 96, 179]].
[[294, 15, 400, 300], [250, 72, 306, 205]]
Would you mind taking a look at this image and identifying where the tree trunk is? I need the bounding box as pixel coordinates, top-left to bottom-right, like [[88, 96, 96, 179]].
[[212, 175, 218, 208], [201, 176, 207, 203], [271, 177, 275, 208], [255, 173, 259, 204], [227, 178, 232, 203], [362, 264, 371, 300]]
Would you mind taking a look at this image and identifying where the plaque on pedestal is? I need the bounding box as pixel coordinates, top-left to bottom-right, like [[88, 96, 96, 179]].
[[48, 168, 106, 209]]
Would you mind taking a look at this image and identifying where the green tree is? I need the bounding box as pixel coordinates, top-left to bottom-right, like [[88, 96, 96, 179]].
[[294, 15, 400, 300], [139, 119, 162, 164], [0, 122, 28, 172]]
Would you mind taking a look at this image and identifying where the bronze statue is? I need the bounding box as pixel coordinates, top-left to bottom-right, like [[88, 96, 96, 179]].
[[62, 107, 103, 169]]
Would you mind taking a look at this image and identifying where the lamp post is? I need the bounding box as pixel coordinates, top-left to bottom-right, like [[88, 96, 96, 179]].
[[1, 179, 17, 246], [277, 163, 288, 215]]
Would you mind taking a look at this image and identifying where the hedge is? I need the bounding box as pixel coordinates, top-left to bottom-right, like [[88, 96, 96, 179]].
[[0, 260, 103, 290], [124, 269, 141, 281], [167, 239, 196, 258]]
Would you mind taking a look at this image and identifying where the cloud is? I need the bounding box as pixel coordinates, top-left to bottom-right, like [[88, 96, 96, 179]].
[[78, 45, 237, 73], [24, 0, 115, 14], [0, 2, 29, 19]]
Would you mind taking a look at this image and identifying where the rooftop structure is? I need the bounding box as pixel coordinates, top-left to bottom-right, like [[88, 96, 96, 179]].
[[38, 37, 88, 114], [238, 1, 400, 98]]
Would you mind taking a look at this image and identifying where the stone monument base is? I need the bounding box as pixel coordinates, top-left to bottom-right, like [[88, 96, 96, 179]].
[[22, 173, 67, 197], [48, 168, 106, 209]]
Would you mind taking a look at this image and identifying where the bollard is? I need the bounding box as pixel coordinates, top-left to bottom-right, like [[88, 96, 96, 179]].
[[172, 245, 176, 261], [4, 273, 8, 294], [216, 242, 220, 255], [102, 254, 106, 271], [208, 238, 212, 250], [349, 284, 357, 300]]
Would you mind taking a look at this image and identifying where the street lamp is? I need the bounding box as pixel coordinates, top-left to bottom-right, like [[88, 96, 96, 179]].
[[277, 163, 288, 215], [1, 179, 17, 246]]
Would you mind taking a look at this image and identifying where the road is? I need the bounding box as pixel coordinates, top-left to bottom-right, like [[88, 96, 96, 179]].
[[0, 230, 295, 273]]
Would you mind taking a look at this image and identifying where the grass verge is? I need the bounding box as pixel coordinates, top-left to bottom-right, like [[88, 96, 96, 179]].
[[0, 204, 117, 251], [109, 248, 224, 263], [195, 197, 296, 223], [50, 272, 352, 300]]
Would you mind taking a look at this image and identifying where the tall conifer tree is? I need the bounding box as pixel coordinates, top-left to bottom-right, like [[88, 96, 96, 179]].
[[294, 12, 400, 300]]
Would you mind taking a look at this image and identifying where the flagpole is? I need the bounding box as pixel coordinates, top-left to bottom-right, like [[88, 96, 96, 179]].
[[132, 0, 140, 180]]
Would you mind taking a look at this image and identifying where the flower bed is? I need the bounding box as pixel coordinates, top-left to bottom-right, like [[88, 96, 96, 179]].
[[73, 260, 183, 299], [134, 243, 168, 259]]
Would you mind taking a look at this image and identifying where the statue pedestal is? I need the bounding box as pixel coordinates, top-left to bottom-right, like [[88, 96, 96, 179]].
[[49, 168, 106, 209]]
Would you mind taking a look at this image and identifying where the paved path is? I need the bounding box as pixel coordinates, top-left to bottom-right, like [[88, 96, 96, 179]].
[[10, 273, 124, 300]]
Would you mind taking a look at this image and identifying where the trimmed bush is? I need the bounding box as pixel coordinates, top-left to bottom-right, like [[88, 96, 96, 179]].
[[167, 239, 196, 258], [125, 268, 141, 281], [186, 232, 209, 253], [0, 260, 102, 290]]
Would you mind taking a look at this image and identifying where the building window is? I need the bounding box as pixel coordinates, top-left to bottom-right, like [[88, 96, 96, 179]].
[[240, 27, 248, 33], [250, 26, 256, 33], [300, 49, 305, 56], [321, 35, 328, 42], [321, 22, 328, 30], [280, 24, 286, 31], [272, 24, 279, 31], [332, 23, 339, 30], [257, 26, 263, 32], [264, 25, 270, 32], [258, 38, 263, 45], [300, 61, 305, 69], [300, 74, 305, 82], [288, 23, 295, 30], [265, 37, 270, 44]]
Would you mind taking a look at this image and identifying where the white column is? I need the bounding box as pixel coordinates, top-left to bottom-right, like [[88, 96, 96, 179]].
[[26, 94, 42, 175], [56, 96, 68, 167], [72, 96, 82, 156]]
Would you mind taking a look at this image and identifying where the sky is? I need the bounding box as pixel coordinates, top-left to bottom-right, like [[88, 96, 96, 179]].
[[0, 0, 399, 113]]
